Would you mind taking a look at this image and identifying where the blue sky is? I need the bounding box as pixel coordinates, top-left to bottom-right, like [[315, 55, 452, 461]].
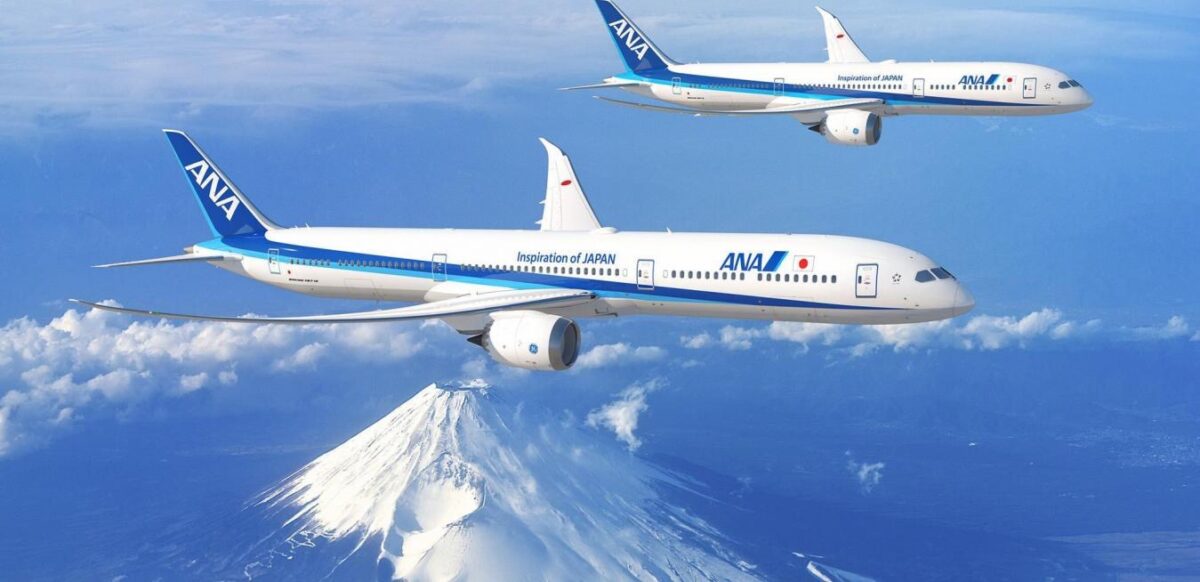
[[1, 0, 1199, 578]]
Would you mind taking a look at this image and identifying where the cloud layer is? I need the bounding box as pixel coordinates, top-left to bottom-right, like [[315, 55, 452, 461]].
[[681, 309, 1193, 357], [0, 304, 424, 457]]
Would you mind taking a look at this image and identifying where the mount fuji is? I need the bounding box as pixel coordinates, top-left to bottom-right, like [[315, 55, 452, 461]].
[[241, 381, 760, 581]]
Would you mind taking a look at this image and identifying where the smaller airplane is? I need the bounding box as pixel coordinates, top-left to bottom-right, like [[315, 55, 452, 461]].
[[567, 0, 1094, 146], [77, 130, 973, 371]]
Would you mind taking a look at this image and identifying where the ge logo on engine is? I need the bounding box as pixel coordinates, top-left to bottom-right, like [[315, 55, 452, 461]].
[[529, 343, 539, 354]]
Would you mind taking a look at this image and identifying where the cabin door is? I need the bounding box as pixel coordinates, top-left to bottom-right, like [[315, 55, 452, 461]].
[[855, 263, 878, 298], [267, 249, 281, 275], [1023, 77, 1037, 99], [432, 253, 448, 282], [773, 77, 785, 96], [636, 259, 655, 291], [912, 78, 925, 98], [672, 77, 682, 95]]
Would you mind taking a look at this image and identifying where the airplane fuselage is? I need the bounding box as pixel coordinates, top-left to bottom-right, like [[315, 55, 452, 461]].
[[197, 227, 973, 326], [615, 61, 1093, 122]]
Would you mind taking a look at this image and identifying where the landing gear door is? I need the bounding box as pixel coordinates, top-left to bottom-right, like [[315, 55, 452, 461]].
[[636, 259, 655, 291], [1023, 77, 1037, 99], [856, 263, 878, 298]]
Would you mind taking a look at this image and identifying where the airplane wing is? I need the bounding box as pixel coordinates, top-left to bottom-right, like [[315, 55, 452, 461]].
[[595, 96, 883, 116], [559, 79, 644, 91], [70, 289, 596, 324], [815, 7, 870, 64], [537, 138, 603, 232], [94, 253, 232, 268]]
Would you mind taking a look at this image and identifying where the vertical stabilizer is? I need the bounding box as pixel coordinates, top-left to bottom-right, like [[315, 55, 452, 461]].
[[815, 7, 870, 64], [594, 0, 677, 73], [537, 139, 603, 232], [163, 129, 278, 237]]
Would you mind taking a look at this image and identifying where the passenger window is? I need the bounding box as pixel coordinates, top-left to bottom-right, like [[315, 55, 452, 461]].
[[821, 275, 827, 283], [757, 273, 762, 281], [831, 275, 837, 283], [803, 274, 809, 283]]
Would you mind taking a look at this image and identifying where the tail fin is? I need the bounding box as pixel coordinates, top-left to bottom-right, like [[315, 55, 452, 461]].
[[163, 129, 278, 237], [815, 7, 870, 63], [594, 0, 676, 73]]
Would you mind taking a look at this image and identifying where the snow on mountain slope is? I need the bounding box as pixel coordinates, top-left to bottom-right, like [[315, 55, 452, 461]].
[[253, 381, 761, 581]]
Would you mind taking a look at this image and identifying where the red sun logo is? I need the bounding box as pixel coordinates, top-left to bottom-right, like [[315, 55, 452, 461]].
[[561, 180, 572, 186], [798, 258, 809, 269]]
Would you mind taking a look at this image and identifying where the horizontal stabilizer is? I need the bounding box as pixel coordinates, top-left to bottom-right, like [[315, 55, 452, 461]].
[[596, 96, 883, 116], [559, 79, 644, 91], [70, 289, 596, 324], [816, 7, 870, 63], [93, 253, 231, 269]]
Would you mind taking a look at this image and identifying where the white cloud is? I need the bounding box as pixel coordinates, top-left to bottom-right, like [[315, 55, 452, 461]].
[[272, 342, 329, 371], [1127, 316, 1191, 341], [679, 332, 712, 349], [845, 451, 885, 494], [957, 308, 1066, 350], [766, 321, 843, 346], [0, 304, 425, 458], [178, 372, 209, 393], [574, 343, 666, 370], [586, 379, 663, 451], [718, 326, 760, 351]]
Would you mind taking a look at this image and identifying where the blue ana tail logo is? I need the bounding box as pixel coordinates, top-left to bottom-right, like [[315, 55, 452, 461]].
[[608, 18, 649, 61], [184, 160, 240, 221]]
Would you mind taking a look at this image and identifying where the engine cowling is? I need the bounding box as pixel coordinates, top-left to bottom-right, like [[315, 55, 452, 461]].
[[817, 109, 882, 146], [474, 311, 581, 371]]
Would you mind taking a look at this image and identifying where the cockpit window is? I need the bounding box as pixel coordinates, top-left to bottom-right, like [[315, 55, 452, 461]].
[[1058, 81, 1071, 89], [915, 270, 935, 283], [930, 267, 955, 280], [1068, 80, 1082, 87]]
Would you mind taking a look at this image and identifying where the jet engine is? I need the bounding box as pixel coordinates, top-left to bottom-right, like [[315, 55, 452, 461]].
[[470, 310, 581, 371], [813, 109, 882, 146]]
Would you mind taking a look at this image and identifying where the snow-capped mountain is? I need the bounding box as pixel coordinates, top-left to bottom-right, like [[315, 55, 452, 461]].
[[248, 381, 760, 581]]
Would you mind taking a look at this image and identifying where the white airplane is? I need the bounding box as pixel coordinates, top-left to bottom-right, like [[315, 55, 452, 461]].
[[76, 130, 974, 371], [569, 0, 1094, 146]]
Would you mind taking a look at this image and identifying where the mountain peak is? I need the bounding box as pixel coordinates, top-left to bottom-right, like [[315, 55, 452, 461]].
[[255, 381, 760, 581]]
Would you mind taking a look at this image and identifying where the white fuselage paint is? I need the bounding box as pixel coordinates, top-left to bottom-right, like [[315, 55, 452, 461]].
[[197, 227, 974, 326], [619, 61, 1093, 122]]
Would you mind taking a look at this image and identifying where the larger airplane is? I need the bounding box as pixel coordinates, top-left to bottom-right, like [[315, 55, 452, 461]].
[[569, 0, 1094, 146], [77, 130, 974, 371]]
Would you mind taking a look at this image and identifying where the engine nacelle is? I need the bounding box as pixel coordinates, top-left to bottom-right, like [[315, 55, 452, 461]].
[[817, 109, 882, 146], [474, 311, 581, 371]]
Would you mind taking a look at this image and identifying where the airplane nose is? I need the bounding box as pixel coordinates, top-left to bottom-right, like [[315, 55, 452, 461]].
[[953, 285, 975, 316], [1080, 89, 1094, 109]]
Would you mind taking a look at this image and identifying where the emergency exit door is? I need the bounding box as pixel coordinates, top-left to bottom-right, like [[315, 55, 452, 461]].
[[636, 259, 655, 290], [856, 263, 878, 298]]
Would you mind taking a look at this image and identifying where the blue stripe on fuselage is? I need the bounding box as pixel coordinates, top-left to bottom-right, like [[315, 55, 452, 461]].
[[616, 69, 1047, 109], [200, 235, 902, 312]]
